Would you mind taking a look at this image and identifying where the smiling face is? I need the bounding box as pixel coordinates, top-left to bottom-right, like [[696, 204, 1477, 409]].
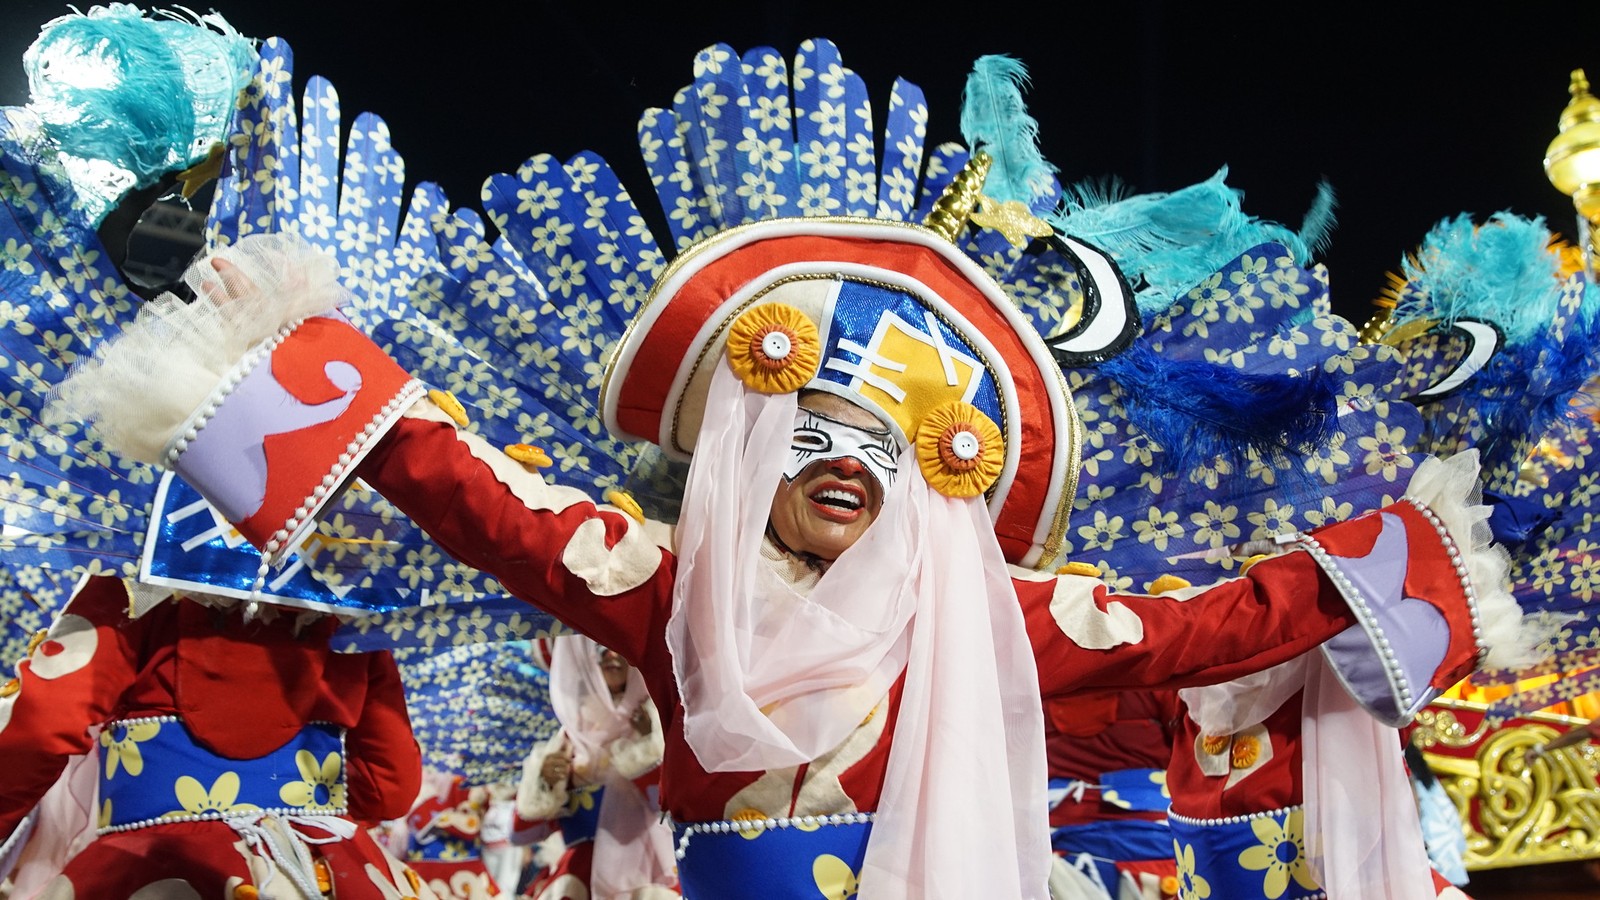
[[768, 391, 898, 562]]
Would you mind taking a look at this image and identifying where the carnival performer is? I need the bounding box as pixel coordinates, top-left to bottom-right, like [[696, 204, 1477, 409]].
[[0, 575, 436, 899], [48, 39, 1535, 900], [401, 769, 505, 900], [515, 635, 676, 900], [0, 8, 517, 898]]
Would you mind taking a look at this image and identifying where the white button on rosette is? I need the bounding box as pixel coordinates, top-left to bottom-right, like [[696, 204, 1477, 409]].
[[762, 331, 792, 361], [949, 430, 981, 461]]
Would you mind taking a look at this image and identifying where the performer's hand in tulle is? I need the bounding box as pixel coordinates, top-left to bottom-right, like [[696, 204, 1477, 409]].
[[631, 702, 652, 736], [541, 738, 574, 788]]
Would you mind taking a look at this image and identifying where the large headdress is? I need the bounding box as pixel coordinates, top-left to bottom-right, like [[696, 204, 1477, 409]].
[[551, 43, 1150, 567]]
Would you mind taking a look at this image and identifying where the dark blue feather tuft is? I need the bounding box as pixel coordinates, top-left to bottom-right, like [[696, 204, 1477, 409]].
[[1095, 342, 1342, 484]]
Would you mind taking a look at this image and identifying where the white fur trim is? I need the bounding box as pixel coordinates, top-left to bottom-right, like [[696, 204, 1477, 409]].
[[1405, 450, 1548, 670]]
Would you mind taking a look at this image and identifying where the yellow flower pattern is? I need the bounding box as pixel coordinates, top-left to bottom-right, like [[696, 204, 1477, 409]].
[[1174, 840, 1211, 900], [813, 853, 861, 899], [99, 719, 161, 779], [566, 783, 601, 815], [1237, 810, 1319, 899], [168, 771, 260, 818], [278, 749, 347, 811]]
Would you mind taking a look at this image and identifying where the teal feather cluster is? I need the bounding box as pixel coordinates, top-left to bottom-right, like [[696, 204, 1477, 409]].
[[21, 5, 257, 222], [959, 54, 1058, 208], [1049, 168, 1332, 317], [1395, 212, 1570, 346]]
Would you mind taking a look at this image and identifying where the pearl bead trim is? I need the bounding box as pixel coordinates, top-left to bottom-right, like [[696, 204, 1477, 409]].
[[1294, 528, 1416, 714], [163, 318, 306, 468], [1166, 802, 1302, 828], [671, 811, 875, 859], [250, 379, 427, 593], [1405, 498, 1487, 663]]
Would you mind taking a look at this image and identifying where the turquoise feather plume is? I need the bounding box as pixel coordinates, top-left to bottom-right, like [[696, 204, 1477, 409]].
[[1049, 168, 1333, 317], [959, 54, 1057, 207], [1396, 212, 1568, 346]]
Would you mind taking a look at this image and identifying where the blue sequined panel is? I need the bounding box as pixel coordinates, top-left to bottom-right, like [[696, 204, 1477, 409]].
[[675, 817, 872, 900], [1167, 807, 1324, 900], [98, 719, 346, 831]]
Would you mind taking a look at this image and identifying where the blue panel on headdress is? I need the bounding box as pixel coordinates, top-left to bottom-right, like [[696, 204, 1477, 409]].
[[811, 279, 1001, 437]]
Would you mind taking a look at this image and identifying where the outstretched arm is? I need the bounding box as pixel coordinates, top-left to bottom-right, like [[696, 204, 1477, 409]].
[[358, 400, 678, 667]]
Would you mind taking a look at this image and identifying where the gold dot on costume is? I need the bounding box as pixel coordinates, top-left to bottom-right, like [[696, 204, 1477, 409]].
[[1239, 553, 1270, 575], [314, 858, 333, 893], [915, 401, 1004, 498], [731, 807, 768, 839], [1200, 734, 1231, 756], [1146, 573, 1191, 595], [427, 389, 470, 427], [605, 488, 645, 523], [725, 303, 820, 394], [505, 443, 553, 469], [1055, 561, 1101, 577]]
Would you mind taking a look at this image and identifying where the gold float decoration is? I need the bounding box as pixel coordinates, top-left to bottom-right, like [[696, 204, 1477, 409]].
[[1413, 698, 1600, 870]]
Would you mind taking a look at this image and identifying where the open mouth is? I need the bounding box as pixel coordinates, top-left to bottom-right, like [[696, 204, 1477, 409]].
[[808, 482, 867, 521]]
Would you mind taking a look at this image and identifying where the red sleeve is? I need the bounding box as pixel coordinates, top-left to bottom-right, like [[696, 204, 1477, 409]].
[[1020, 550, 1356, 697], [358, 409, 676, 670], [344, 649, 423, 826], [0, 577, 147, 842]]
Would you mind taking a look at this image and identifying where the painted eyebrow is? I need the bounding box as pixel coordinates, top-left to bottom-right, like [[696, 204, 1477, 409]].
[[797, 406, 893, 436]]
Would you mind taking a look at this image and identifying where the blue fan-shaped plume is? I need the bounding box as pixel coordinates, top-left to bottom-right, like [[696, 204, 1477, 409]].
[[1388, 213, 1600, 480], [1094, 341, 1340, 481], [394, 641, 560, 786], [1373, 213, 1600, 719]]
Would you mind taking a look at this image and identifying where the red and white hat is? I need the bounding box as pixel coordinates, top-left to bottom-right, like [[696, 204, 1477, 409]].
[[603, 208, 1084, 569]]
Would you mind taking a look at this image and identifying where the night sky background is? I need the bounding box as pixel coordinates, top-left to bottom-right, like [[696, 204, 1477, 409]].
[[2, 2, 1595, 323]]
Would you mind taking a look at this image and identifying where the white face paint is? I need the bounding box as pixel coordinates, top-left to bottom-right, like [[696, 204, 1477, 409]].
[[784, 406, 901, 490]]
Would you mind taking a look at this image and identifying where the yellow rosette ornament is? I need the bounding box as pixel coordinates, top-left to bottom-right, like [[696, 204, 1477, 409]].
[[915, 401, 1004, 498], [725, 303, 820, 394]]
